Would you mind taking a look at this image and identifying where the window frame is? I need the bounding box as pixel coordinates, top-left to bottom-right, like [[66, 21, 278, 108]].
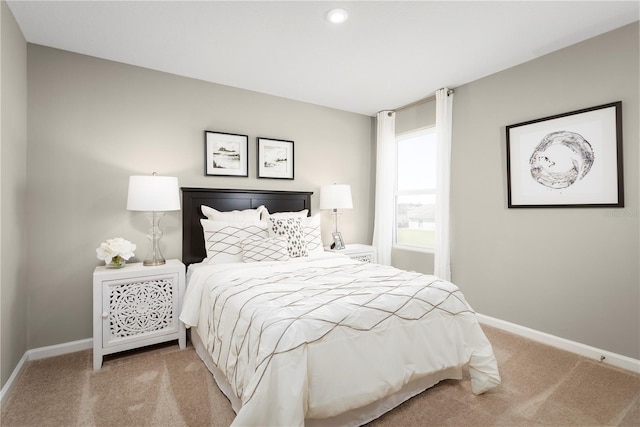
[[393, 126, 437, 253]]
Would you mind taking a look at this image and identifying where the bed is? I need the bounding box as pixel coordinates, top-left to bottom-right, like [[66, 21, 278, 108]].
[[179, 187, 501, 426]]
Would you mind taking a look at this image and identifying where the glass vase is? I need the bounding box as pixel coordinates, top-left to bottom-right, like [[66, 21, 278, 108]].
[[106, 256, 126, 269]]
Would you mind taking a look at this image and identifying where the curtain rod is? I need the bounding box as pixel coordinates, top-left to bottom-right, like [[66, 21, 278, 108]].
[[393, 88, 454, 112]]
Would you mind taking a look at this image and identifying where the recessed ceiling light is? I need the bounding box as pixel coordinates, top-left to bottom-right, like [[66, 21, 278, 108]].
[[326, 8, 349, 24]]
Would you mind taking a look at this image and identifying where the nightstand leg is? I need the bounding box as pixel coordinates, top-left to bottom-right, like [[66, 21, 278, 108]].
[[179, 323, 186, 349], [93, 348, 102, 371]]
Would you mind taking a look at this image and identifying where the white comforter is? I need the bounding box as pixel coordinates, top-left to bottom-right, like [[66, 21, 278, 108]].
[[180, 253, 500, 426]]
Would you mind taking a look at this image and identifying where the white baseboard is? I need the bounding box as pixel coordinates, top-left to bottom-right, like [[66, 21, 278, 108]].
[[477, 313, 640, 374], [0, 351, 29, 408], [0, 338, 92, 407], [25, 338, 92, 361]]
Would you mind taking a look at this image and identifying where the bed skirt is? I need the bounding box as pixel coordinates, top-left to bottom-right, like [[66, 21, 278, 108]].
[[189, 327, 462, 427]]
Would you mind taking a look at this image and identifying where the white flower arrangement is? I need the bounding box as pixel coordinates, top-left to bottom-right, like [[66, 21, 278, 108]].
[[96, 237, 136, 267]]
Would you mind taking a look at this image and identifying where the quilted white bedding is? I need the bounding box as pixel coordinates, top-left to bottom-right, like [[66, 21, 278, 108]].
[[180, 253, 501, 426]]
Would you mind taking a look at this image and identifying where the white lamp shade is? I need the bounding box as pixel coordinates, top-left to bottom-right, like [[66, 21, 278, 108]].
[[127, 175, 180, 211], [320, 184, 353, 210]]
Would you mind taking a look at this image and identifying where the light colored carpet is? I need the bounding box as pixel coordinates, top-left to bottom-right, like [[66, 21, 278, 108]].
[[1, 326, 638, 426]]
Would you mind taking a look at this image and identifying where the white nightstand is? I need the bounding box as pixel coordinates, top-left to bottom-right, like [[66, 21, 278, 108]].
[[92, 259, 186, 370], [326, 243, 377, 263]]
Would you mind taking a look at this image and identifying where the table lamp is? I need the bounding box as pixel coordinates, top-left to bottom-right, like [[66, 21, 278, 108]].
[[320, 184, 353, 248], [127, 173, 180, 266]]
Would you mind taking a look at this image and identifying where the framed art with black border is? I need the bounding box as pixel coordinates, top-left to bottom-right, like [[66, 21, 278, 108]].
[[205, 131, 249, 177], [506, 101, 623, 208], [257, 137, 294, 179]]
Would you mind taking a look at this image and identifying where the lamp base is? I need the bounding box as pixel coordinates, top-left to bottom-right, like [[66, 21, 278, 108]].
[[143, 211, 167, 267]]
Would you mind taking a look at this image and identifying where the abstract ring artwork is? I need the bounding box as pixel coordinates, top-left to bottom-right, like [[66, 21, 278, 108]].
[[506, 102, 623, 208], [529, 131, 594, 189]]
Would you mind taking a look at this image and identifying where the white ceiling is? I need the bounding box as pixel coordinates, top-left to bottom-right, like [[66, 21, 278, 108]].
[[7, 1, 640, 116]]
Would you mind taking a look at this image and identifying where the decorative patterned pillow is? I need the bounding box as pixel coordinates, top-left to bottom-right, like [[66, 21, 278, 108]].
[[200, 220, 268, 263], [241, 236, 290, 263], [303, 214, 323, 256], [268, 217, 308, 258], [201, 205, 267, 222]]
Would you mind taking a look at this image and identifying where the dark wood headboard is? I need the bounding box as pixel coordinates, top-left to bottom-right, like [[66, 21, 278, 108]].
[[181, 187, 313, 266]]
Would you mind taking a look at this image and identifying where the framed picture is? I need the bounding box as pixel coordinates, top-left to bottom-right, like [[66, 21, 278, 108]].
[[205, 131, 248, 177], [506, 101, 623, 208], [331, 232, 345, 250], [257, 137, 294, 179]]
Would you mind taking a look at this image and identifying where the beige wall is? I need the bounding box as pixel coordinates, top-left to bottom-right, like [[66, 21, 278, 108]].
[[1, 0, 28, 388], [26, 44, 374, 349], [451, 22, 639, 358], [395, 100, 436, 135]]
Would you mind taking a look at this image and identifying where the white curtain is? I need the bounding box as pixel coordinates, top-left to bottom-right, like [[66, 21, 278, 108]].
[[434, 88, 453, 281], [372, 111, 396, 265]]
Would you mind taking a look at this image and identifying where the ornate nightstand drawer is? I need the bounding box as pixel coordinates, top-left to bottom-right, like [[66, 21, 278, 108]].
[[93, 259, 186, 370]]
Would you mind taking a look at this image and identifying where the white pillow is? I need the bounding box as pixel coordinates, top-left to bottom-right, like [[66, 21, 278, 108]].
[[201, 219, 268, 264], [268, 217, 308, 258], [264, 209, 309, 219], [303, 214, 323, 256], [241, 236, 290, 263], [201, 205, 267, 222]]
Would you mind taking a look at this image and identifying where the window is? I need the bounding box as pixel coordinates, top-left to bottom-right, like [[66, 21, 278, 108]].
[[395, 128, 436, 250]]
